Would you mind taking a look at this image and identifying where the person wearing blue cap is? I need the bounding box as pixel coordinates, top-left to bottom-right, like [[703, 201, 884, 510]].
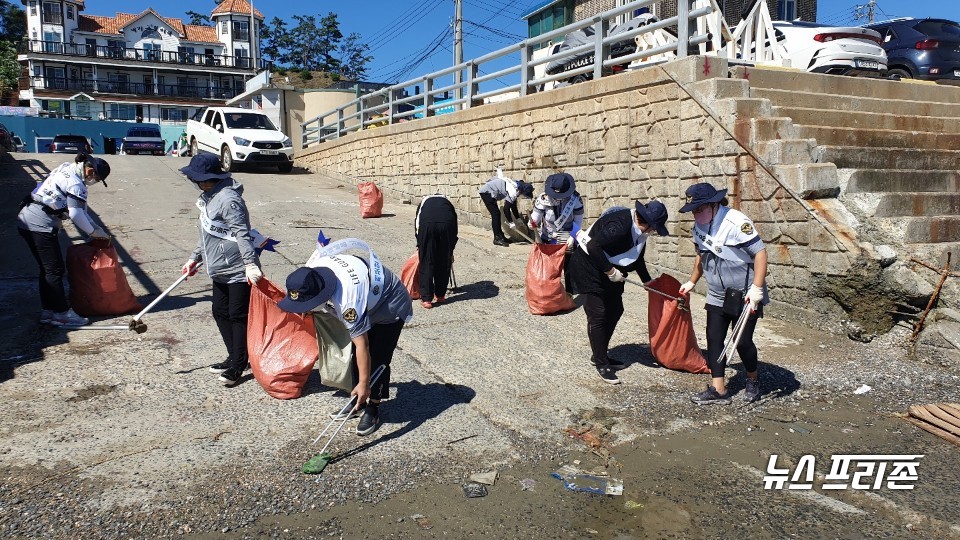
[[479, 175, 534, 246], [677, 182, 769, 405], [565, 200, 670, 384], [17, 153, 112, 327], [529, 172, 584, 245], [179, 153, 263, 387], [279, 242, 413, 436]]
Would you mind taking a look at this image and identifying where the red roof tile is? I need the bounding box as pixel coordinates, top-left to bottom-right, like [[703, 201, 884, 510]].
[[75, 10, 220, 44], [211, 0, 264, 19]]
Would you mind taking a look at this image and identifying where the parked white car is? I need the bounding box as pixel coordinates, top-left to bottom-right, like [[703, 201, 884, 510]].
[[773, 21, 888, 76], [186, 107, 294, 172]]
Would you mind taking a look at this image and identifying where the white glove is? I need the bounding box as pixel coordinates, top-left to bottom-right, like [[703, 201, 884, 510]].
[[606, 268, 625, 283], [565, 235, 575, 249], [507, 221, 517, 230], [746, 284, 764, 311], [90, 227, 109, 240], [182, 259, 199, 277], [245, 263, 263, 285], [679, 281, 696, 296]]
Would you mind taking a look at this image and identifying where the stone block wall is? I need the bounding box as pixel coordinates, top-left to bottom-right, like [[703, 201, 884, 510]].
[[296, 56, 854, 327]]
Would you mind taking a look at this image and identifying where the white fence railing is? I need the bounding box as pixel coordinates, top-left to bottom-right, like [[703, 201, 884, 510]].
[[299, 0, 785, 149]]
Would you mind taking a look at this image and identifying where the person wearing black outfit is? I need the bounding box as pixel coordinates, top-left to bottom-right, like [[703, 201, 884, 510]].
[[478, 176, 534, 246], [565, 201, 669, 384], [414, 194, 459, 309]]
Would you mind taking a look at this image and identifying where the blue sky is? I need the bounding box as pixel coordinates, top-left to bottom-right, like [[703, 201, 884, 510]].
[[83, 0, 958, 84]]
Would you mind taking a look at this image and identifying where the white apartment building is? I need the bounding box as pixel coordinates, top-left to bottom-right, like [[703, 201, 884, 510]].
[[18, 0, 264, 124]]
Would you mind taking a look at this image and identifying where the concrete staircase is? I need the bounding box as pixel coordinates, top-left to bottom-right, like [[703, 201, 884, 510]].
[[728, 67, 960, 265]]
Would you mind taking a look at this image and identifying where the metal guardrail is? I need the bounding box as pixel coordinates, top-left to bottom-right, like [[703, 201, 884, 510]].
[[300, 0, 716, 149], [19, 40, 265, 70]]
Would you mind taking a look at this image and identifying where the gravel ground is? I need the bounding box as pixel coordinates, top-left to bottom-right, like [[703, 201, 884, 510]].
[[1, 155, 958, 539]]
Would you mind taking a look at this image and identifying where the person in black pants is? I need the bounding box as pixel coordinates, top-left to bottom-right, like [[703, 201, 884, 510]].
[[414, 194, 458, 309], [565, 201, 669, 384], [478, 176, 534, 246]]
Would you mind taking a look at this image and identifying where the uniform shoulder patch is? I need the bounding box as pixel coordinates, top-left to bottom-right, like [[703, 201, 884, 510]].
[[230, 201, 242, 212], [740, 222, 754, 235], [342, 308, 358, 323]]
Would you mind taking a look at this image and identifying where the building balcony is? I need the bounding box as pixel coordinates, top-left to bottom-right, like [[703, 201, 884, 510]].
[[21, 76, 241, 100], [18, 40, 267, 71]]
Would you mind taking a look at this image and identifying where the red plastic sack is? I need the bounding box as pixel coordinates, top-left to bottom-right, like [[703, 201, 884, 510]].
[[526, 243, 576, 315], [67, 239, 142, 316], [646, 274, 709, 373], [247, 279, 319, 399], [358, 181, 384, 218], [400, 250, 420, 300]]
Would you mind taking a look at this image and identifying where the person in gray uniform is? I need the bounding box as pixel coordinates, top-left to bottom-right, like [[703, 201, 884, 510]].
[[17, 153, 112, 327], [179, 153, 263, 387], [529, 172, 585, 245], [478, 176, 534, 246], [678, 182, 769, 405], [279, 241, 413, 436]]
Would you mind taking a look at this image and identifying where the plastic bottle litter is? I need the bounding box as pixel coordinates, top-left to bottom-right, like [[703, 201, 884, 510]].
[[462, 483, 488, 498], [854, 384, 872, 394], [551, 465, 623, 496]]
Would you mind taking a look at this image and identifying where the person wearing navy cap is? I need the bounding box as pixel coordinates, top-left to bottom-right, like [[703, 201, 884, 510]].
[[478, 175, 534, 246], [279, 242, 413, 436], [529, 172, 585, 244], [17, 153, 112, 327], [179, 153, 263, 387], [678, 182, 769, 405], [565, 200, 670, 384]]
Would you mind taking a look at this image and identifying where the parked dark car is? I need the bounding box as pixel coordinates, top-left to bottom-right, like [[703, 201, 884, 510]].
[[866, 18, 960, 81], [50, 134, 93, 154], [0, 122, 13, 152], [121, 124, 166, 155]]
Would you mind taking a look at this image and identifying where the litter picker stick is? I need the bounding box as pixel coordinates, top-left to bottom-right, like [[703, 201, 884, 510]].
[[718, 306, 751, 364], [312, 364, 387, 446], [624, 278, 689, 312], [132, 262, 204, 322]]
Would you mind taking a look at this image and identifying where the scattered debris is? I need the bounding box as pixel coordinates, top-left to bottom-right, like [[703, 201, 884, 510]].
[[462, 483, 488, 498], [904, 403, 960, 448], [909, 253, 956, 340], [410, 514, 433, 530], [853, 385, 872, 395], [787, 424, 811, 435], [624, 500, 644, 510], [519, 478, 536, 491], [469, 471, 498, 485], [551, 464, 623, 496], [446, 434, 478, 445]]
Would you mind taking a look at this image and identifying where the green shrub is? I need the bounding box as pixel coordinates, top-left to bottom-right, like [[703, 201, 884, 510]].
[[299, 69, 313, 80]]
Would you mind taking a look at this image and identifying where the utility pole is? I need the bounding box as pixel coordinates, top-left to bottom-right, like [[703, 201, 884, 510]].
[[854, 0, 877, 24], [453, 0, 463, 101], [250, 0, 258, 72]]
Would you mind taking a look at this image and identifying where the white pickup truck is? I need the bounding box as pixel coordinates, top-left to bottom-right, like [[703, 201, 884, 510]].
[[186, 107, 294, 173]]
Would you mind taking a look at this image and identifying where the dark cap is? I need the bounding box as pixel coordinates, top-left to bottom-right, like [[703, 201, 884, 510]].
[[635, 200, 669, 236], [544, 173, 575, 199], [518, 181, 534, 198], [679, 182, 728, 213], [178, 153, 231, 183], [277, 267, 338, 314], [86, 157, 111, 187]]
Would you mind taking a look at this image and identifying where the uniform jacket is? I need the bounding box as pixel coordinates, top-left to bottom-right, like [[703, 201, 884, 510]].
[[190, 179, 259, 284]]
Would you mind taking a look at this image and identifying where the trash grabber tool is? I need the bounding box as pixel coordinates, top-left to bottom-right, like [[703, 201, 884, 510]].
[[624, 278, 689, 312], [125, 262, 206, 333], [449, 263, 458, 291], [303, 365, 386, 474], [64, 324, 136, 331], [718, 306, 751, 364]]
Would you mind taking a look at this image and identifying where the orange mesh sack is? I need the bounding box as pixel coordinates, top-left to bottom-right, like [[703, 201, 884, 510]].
[[67, 239, 142, 316], [247, 278, 319, 399], [646, 274, 709, 373], [525, 243, 576, 315], [400, 250, 420, 300], [358, 181, 384, 218]]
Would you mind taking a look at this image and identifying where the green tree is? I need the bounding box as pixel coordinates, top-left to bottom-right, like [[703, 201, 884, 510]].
[[184, 10, 211, 26], [0, 1, 27, 42], [0, 41, 20, 92], [316, 12, 343, 73], [338, 33, 371, 81], [261, 16, 292, 66]]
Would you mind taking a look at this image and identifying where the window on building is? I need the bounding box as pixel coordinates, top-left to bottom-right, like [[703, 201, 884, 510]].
[[234, 48, 249, 69], [109, 103, 137, 120], [161, 108, 187, 122], [44, 67, 65, 89], [177, 77, 198, 97], [778, 0, 797, 21], [67, 5, 74, 20], [42, 30, 62, 53], [527, 0, 573, 42], [232, 21, 250, 41], [85, 38, 97, 56], [221, 20, 228, 34], [30, 1, 37, 16], [143, 42, 161, 61], [41, 2, 61, 25], [178, 46, 196, 64]]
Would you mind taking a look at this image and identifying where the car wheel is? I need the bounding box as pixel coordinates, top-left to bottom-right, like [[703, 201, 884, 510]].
[[278, 162, 293, 173], [220, 146, 234, 172], [189, 138, 198, 157], [571, 74, 590, 84], [888, 68, 911, 80]]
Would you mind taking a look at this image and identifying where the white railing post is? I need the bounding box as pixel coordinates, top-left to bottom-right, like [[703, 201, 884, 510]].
[[465, 61, 476, 108], [593, 17, 610, 82], [336, 108, 344, 139], [388, 89, 395, 125], [520, 43, 533, 96], [677, 0, 690, 58], [423, 76, 434, 117]]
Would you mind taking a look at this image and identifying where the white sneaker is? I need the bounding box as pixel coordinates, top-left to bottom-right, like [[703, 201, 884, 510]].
[[51, 309, 89, 327], [40, 310, 54, 324]]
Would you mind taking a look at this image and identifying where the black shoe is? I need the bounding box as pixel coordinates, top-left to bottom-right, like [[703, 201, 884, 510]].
[[691, 385, 731, 405], [356, 404, 380, 436], [607, 358, 627, 370], [493, 237, 509, 247], [596, 366, 621, 385], [744, 378, 761, 403], [208, 361, 230, 374], [219, 367, 243, 386], [330, 406, 363, 420]]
